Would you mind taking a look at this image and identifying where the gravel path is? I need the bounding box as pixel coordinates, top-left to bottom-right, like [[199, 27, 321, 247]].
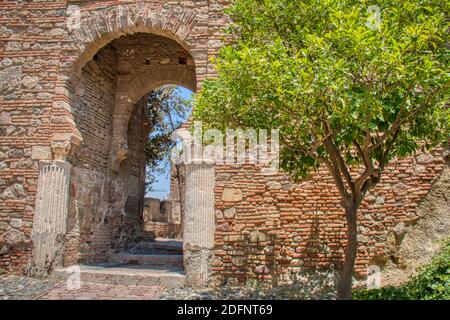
[[161, 284, 336, 300], [1, 275, 336, 300], [36, 282, 165, 300], [0, 275, 166, 300], [0, 275, 61, 300]]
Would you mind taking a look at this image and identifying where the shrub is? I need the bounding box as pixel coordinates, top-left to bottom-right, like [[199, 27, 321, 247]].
[[353, 238, 450, 300]]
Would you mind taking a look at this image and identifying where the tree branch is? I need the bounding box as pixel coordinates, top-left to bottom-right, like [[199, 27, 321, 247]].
[[323, 157, 351, 208], [322, 120, 354, 193]]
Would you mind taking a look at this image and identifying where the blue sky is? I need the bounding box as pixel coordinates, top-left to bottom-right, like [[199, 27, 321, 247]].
[[146, 86, 193, 199]]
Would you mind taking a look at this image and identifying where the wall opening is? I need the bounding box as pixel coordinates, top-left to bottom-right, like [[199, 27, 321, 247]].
[[64, 32, 196, 272], [142, 85, 193, 241]]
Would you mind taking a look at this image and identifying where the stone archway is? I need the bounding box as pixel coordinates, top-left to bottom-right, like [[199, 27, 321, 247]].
[[31, 3, 216, 287], [50, 2, 204, 148], [111, 63, 197, 172]]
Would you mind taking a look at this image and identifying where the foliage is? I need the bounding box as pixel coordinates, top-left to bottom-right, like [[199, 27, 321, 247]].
[[144, 85, 191, 191], [194, 0, 449, 298], [354, 238, 450, 300]]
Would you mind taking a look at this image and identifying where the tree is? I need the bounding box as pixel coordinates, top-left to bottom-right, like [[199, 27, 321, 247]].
[[145, 85, 191, 234], [194, 0, 449, 299]]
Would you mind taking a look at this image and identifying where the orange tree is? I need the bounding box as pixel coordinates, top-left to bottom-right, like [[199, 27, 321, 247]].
[[194, 0, 449, 299]]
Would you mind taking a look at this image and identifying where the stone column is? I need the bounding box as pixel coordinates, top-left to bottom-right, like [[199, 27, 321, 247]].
[[30, 141, 73, 276], [183, 160, 215, 287]]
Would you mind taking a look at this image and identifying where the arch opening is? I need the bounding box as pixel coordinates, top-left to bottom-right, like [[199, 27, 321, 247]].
[[143, 85, 193, 242], [63, 32, 196, 269], [28, 3, 217, 287]]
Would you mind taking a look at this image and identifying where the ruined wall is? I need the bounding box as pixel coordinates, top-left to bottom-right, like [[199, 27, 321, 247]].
[[65, 42, 121, 263], [144, 198, 163, 222], [212, 148, 448, 286], [144, 221, 181, 239], [143, 197, 181, 239], [0, 0, 227, 274], [1, 0, 448, 288], [143, 198, 169, 223], [0, 1, 59, 272]]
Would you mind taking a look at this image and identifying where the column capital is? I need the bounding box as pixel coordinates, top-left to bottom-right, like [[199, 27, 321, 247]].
[[51, 132, 82, 161], [185, 158, 215, 166], [51, 141, 72, 161], [111, 142, 129, 172]]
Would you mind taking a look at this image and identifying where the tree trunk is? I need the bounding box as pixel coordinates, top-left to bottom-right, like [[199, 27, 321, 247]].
[[337, 205, 358, 300]]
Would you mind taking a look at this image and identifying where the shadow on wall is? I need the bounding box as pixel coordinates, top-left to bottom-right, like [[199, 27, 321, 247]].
[[216, 222, 343, 291]]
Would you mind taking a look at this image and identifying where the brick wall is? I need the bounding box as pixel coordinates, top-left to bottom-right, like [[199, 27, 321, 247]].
[[66, 42, 119, 263], [212, 149, 447, 285], [0, 1, 64, 272], [0, 0, 219, 274], [144, 221, 181, 239], [0, 1, 448, 284]]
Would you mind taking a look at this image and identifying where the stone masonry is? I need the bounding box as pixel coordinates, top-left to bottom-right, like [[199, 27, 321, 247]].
[[0, 1, 448, 288]]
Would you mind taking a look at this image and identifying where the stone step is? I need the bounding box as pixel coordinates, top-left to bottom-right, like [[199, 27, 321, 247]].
[[108, 252, 183, 266], [53, 264, 185, 288], [133, 239, 183, 254]]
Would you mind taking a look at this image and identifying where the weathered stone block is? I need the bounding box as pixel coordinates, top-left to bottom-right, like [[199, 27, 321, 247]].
[[221, 187, 242, 201], [0, 66, 22, 93], [10, 218, 23, 229], [375, 196, 385, 205], [416, 154, 434, 164], [5, 228, 26, 245], [21, 75, 39, 89], [249, 231, 268, 243], [266, 181, 281, 190], [255, 265, 270, 274], [0, 112, 12, 125], [223, 207, 236, 219], [1, 183, 27, 199]]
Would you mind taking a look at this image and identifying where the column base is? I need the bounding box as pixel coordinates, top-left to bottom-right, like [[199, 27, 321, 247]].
[[30, 160, 71, 276], [184, 244, 214, 287], [183, 161, 216, 287]]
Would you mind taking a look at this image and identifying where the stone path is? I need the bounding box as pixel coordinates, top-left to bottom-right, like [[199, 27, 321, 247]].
[[35, 282, 165, 300], [1, 274, 336, 300], [0, 275, 59, 300], [0, 275, 165, 300], [0, 239, 187, 300], [0, 275, 258, 300]]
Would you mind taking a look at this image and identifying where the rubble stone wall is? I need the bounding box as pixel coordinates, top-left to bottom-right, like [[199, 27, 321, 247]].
[[144, 221, 181, 239], [65, 44, 118, 264], [0, 0, 227, 272], [0, 1, 448, 291], [212, 149, 448, 286]]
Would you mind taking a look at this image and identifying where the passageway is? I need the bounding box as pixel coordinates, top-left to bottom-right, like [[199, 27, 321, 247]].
[[62, 32, 196, 282]]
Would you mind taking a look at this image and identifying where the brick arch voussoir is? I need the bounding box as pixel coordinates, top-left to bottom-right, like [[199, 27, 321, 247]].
[[69, 3, 199, 74], [126, 66, 197, 105], [110, 65, 196, 172], [52, 2, 200, 152]]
